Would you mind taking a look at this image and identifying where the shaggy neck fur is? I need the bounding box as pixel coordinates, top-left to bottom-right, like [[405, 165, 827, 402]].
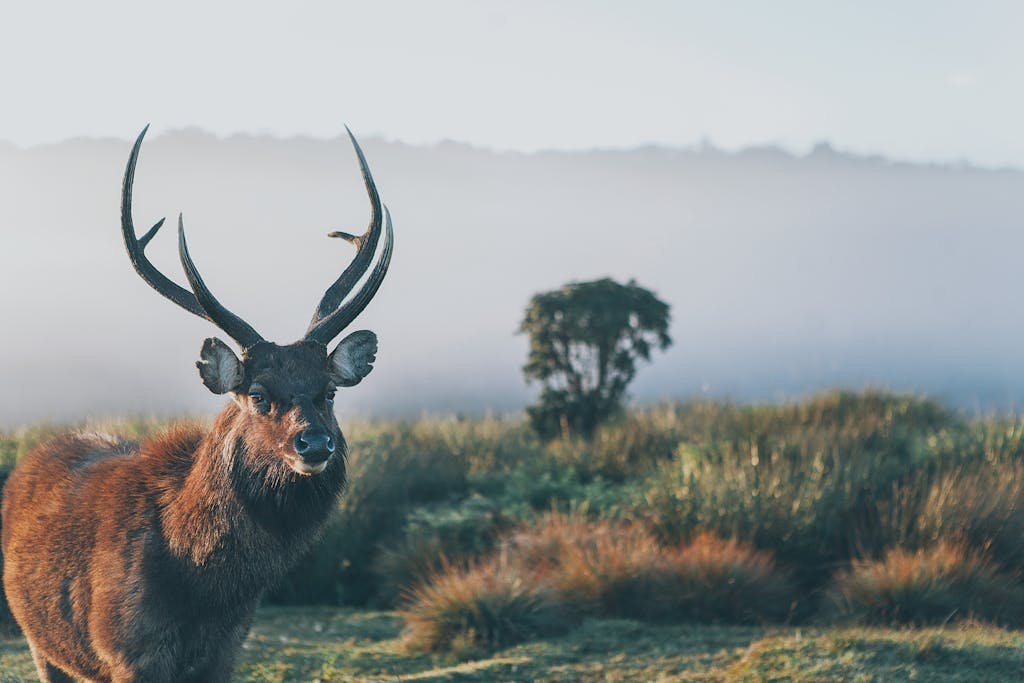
[[159, 403, 346, 599]]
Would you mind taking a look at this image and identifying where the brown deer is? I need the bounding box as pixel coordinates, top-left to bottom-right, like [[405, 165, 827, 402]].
[[1, 126, 394, 682]]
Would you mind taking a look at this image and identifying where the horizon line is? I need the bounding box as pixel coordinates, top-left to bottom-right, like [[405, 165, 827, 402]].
[[0, 127, 1019, 175]]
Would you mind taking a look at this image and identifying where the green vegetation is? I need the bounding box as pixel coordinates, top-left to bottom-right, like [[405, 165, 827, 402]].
[[520, 277, 672, 438], [5, 391, 1024, 677]]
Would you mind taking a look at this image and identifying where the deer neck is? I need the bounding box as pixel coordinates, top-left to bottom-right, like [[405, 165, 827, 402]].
[[161, 404, 345, 573]]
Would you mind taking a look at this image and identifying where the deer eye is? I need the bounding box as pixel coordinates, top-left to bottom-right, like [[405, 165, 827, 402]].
[[249, 391, 270, 414]]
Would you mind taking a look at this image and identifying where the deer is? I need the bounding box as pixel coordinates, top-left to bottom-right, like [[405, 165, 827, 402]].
[[1, 125, 394, 682]]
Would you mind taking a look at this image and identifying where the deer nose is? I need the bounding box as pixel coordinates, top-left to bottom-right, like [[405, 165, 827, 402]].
[[294, 430, 335, 463]]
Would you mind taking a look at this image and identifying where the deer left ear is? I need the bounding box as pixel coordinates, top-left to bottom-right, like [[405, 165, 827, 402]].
[[196, 337, 244, 394], [328, 330, 378, 387]]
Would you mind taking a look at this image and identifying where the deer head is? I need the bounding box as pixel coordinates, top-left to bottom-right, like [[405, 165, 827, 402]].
[[121, 126, 393, 476]]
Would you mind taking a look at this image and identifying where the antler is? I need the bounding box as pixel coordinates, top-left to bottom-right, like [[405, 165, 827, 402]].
[[304, 128, 394, 346], [121, 126, 264, 349]]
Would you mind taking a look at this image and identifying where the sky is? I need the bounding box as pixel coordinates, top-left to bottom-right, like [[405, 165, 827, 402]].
[[1, 1, 1023, 166]]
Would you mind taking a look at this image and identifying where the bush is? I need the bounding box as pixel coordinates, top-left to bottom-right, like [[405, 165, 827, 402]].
[[829, 543, 1024, 626], [542, 406, 685, 482], [913, 428, 1024, 570], [660, 533, 796, 623], [508, 510, 614, 572], [640, 391, 964, 590], [509, 513, 796, 624], [373, 495, 507, 605], [400, 556, 567, 654], [543, 519, 672, 620]]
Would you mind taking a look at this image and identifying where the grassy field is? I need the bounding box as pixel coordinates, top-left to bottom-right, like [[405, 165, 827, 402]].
[[2, 607, 1023, 682], [6, 393, 1024, 679]]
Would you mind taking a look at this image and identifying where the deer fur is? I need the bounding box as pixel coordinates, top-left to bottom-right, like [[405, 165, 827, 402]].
[[2, 371, 349, 681]]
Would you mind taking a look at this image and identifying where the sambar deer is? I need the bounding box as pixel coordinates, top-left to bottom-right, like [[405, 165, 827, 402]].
[[2, 126, 393, 682]]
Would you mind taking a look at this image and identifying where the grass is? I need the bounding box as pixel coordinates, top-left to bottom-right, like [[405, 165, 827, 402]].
[[3, 607, 1023, 681], [505, 513, 796, 624], [400, 556, 567, 654], [6, 392, 1024, 675], [829, 543, 1024, 626]]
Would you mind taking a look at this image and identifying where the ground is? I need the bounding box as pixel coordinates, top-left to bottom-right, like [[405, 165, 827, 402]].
[[2, 608, 1023, 681]]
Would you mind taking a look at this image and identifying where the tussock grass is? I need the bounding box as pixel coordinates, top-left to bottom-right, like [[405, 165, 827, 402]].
[[660, 533, 796, 623], [399, 557, 567, 654], [830, 543, 1024, 626], [510, 514, 795, 625]]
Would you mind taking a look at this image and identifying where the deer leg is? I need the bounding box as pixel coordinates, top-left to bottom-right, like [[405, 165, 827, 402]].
[[27, 641, 75, 683], [179, 654, 237, 683], [106, 643, 180, 683], [180, 614, 253, 683], [40, 664, 75, 683]]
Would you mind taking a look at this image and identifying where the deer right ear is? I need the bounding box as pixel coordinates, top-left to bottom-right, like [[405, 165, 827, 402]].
[[329, 330, 378, 387], [196, 337, 244, 394]]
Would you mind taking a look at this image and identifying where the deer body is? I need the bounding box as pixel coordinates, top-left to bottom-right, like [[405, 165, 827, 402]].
[[4, 414, 344, 681], [2, 129, 394, 682]]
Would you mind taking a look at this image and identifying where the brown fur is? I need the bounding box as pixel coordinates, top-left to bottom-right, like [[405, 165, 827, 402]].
[[2, 342, 349, 682]]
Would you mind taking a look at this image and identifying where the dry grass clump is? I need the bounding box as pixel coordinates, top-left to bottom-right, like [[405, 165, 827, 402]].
[[536, 517, 669, 620], [402, 513, 797, 652], [507, 510, 619, 571], [400, 557, 567, 654], [830, 543, 1024, 626], [511, 513, 796, 624], [661, 533, 796, 623]]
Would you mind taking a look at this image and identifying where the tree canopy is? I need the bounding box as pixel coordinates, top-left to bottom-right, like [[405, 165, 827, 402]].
[[520, 277, 672, 438]]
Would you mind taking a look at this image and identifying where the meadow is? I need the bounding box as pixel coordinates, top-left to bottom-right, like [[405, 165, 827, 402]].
[[3, 391, 1024, 680]]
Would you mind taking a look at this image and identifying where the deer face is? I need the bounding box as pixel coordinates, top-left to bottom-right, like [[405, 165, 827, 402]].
[[120, 124, 393, 477], [197, 333, 377, 475]]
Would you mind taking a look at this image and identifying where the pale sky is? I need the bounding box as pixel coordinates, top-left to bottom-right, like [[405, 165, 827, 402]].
[[1, 1, 1023, 166]]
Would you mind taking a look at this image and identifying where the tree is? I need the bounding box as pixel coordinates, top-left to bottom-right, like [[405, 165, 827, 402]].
[[519, 278, 672, 439]]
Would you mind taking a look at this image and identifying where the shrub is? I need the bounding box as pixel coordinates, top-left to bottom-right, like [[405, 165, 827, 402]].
[[829, 543, 1024, 626], [373, 495, 507, 605], [660, 533, 796, 623], [640, 391, 964, 590], [518, 514, 667, 619], [865, 422, 1024, 573], [400, 556, 567, 654], [914, 432, 1024, 570], [543, 406, 685, 482], [509, 513, 796, 624], [550, 523, 671, 621], [508, 510, 614, 572], [385, 417, 541, 477]]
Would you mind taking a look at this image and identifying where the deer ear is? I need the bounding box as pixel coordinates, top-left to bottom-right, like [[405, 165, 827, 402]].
[[196, 337, 244, 394], [328, 330, 378, 387]]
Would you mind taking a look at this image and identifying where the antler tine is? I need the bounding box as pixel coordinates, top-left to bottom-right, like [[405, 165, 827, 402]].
[[177, 216, 264, 349], [304, 129, 391, 343], [122, 126, 264, 349], [121, 126, 206, 317], [306, 206, 394, 346]]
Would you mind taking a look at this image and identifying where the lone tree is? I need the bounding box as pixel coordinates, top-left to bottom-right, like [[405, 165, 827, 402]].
[[520, 277, 672, 439]]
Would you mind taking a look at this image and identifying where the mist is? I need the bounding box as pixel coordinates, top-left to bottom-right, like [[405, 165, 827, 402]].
[[2, 131, 1023, 426]]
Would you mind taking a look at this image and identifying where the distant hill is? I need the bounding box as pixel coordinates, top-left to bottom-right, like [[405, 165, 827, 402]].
[[2, 131, 1023, 424]]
